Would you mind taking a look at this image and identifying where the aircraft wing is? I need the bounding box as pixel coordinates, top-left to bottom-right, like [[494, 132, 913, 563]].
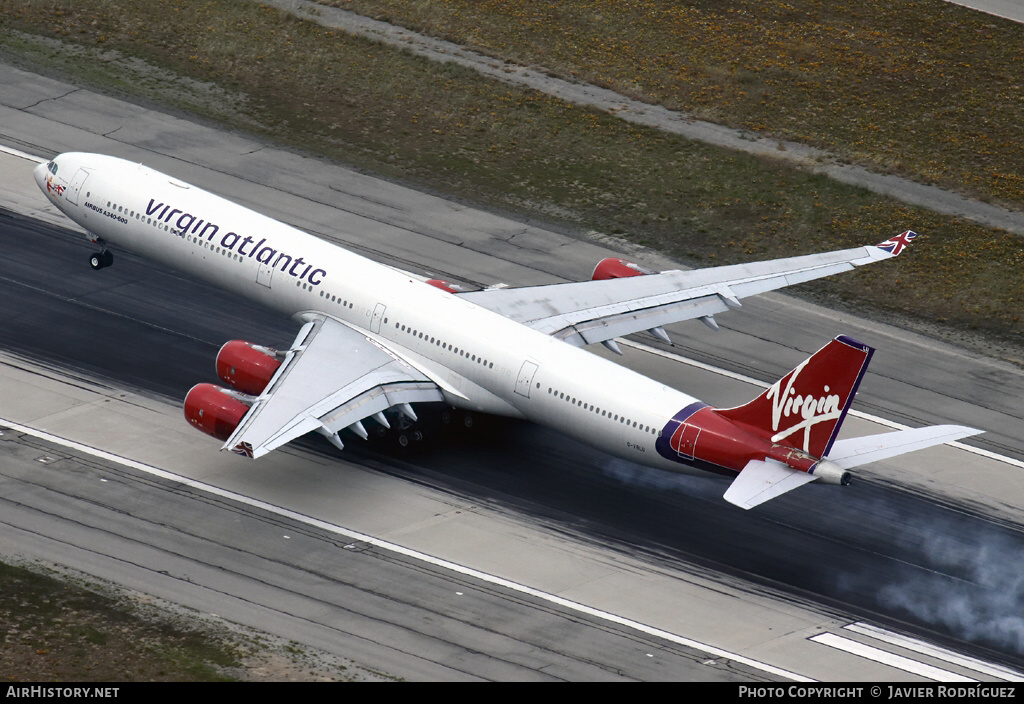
[[224, 314, 443, 459], [460, 239, 909, 348]]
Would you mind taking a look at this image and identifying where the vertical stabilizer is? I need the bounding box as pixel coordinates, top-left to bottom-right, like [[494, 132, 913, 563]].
[[716, 336, 873, 458]]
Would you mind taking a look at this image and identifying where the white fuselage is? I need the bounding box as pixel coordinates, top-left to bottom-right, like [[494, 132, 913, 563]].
[[37, 153, 703, 473]]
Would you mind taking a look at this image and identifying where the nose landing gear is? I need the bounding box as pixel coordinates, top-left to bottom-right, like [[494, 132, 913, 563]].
[[89, 250, 114, 270], [87, 234, 113, 270]]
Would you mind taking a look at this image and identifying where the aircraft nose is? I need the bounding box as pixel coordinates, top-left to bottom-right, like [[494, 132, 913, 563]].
[[33, 161, 47, 192]]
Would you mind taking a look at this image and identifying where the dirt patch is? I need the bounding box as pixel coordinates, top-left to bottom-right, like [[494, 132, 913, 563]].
[[0, 559, 395, 681]]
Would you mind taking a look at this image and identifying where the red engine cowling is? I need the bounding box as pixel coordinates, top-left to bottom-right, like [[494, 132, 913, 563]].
[[591, 258, 656, 281], [216, 340, 282, 396], [426, 279, 469, 293], [183, 383, 251, 441]]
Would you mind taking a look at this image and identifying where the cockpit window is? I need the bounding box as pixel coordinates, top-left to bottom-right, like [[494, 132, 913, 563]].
[[47, 161, 57, 175]]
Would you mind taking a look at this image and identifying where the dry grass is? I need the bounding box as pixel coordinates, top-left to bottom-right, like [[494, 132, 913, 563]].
[[0, 559, 379, 681], [0, 561, 241, 681], [0, 0, 1020, 355], [328, 0, 1024, 210]]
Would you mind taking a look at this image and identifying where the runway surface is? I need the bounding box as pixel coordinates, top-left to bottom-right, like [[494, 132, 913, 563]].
[[2, 207, 1023, 679], [1, 62, 1023, 680]]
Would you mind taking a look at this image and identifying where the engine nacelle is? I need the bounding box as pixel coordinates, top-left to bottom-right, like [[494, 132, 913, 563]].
[[184, 383, 251, 442], [216, 340, 282, 396], [591, 257, 656, 281]]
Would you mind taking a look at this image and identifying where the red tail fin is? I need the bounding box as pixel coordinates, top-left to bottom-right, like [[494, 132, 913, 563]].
[[716, 336, 873, 458]]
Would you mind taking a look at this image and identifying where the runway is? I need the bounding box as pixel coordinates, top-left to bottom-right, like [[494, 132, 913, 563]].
[[1, 64, 1023, 681]]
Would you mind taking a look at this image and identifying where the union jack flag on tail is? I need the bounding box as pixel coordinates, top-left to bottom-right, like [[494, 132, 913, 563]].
[[876, 230, 917, 256]]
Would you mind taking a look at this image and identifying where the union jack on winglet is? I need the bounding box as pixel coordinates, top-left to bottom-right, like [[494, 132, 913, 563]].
[[231, 441, 255, 458], [876, 230, 917, 256]]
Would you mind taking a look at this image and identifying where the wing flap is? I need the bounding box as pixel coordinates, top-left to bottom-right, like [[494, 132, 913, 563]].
[[224, 315, 442, 458]]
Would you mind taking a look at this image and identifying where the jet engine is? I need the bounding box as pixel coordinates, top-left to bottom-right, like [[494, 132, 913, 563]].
[[183, 383, 252, 441], [215, 340, 282, 396], [591, 258, 655, 280]]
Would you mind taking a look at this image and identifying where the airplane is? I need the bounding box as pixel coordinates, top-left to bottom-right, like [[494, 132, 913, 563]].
[[33, 152, 980, 509]]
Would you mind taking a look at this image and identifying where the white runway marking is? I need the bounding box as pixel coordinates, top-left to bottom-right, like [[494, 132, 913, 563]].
[[0, 145, 45, 163], [845, 622, 1024, 682], [811, 632, 977, 681]]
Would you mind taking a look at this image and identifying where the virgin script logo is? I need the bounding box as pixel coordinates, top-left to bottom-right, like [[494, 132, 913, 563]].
[[765, 359, 842, 451]]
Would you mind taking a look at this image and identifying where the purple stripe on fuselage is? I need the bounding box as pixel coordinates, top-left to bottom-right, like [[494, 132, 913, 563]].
[[655, 401, 709, 463]]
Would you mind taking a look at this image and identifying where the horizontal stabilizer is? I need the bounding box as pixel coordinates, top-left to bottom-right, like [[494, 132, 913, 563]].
[[826, 425, 982, 470], [724, 458, 818, 510]]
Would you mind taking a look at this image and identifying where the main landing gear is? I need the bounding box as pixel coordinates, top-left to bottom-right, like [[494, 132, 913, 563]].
[[360, 404, 476, 452]]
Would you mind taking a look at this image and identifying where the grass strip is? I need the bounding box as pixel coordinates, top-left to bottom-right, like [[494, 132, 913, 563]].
[[327, 0, 1024, 210], [0, 561, 240, 681]]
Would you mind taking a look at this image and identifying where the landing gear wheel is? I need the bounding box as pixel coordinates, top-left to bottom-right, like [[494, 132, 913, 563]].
[[396, 430, 424, 449], [89, 251, 113, 270]]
